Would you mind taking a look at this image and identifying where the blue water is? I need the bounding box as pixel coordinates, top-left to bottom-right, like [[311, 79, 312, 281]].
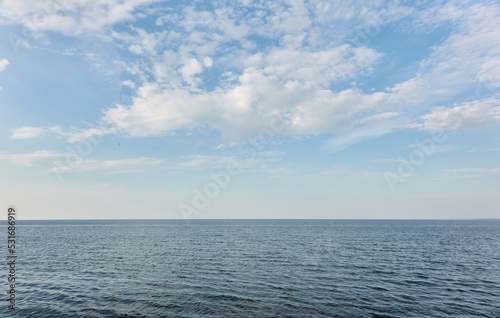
[[2, 219, 500, 317]]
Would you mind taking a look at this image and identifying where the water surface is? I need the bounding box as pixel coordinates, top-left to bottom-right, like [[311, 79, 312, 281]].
[[2, 219, 500, 317]]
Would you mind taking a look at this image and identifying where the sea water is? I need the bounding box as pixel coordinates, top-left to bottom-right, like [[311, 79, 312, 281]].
[[2, 219, 499, 317]]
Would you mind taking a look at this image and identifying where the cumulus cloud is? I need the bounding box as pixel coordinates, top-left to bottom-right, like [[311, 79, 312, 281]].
[[5, 1, 500, 150], [98, 1, 500, 149], [244, 45, 382, 88], [101, 43, 388, 143], [180, 58, 204, 87], [0, 59, 9, 72]]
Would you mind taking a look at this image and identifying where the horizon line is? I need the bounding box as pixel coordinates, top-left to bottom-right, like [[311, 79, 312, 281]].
[[4, 218, 499, 221]]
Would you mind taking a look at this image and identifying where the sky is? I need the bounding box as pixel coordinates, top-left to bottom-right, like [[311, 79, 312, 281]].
[[0, 0, 499, 220]]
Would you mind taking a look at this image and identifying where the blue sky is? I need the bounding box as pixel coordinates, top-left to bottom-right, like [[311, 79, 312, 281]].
[[0, 0, 499, 219]]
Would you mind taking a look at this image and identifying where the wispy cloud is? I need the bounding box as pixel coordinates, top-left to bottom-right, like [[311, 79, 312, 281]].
[[440, 168, 500, 177], [373, 159, 403, 163], [10, 125, 117, 143], [0, 149, 166, 175], [403, 143, 465, 153], [49, 157, 165, 174], [0, 0, 156, 37], [305, 166, 384, 181], [0, 150, 66, 166], [258, 151, 285, 157], [177, 155, 241, 169], [10, 127, 46, 139], [325, 112, 403, 152], [259, 166, 294, 178]]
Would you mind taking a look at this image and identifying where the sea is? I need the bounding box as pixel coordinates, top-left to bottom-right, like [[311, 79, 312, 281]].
[[1, 219, 499, 317]]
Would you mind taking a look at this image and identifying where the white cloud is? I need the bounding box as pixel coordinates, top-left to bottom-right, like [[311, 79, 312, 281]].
[[0, 148, 165, 173], [477, 60, 500, 85], [0, 150, 65, 166], [99, 2, 500, 149], [305, 166, 383, 181], [202, 56, 213, 67], [101, 42, 389, 143], [173, 153, 281, 171], [414, 2, 500, 102], [49, 157, 165, 173], [245, 45, 382, 88], [128, 44, 143, 55], [0, 0, 156, 37], [10, 126, 69, 140], [258, 151, 285, 157], [5, 1, 500, 152], [66, 125, 117, 143], [177, 155, 238, 169], [0, 59, 9, 72], [259, 166, 294, 178], [10, 126, 48, 139], [373, 159, 403, 163], [122, 80, 136, 89], [103, 83, 206, 137], [180, 58, 204, 87], [9, 125, 118, 143], [325, 128, 391, 153], [180, 5, 251, 42], [440, 168, 500, 177], [268, 0, 311, 33], [324, 112, 402, 152], [421, 98, 500, 131]]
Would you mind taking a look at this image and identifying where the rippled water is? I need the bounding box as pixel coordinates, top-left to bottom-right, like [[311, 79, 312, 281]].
[[2, 219, 500, 317]]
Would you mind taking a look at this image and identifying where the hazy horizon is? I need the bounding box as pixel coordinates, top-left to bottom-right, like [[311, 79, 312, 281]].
[[1, 0, 499, 220]]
